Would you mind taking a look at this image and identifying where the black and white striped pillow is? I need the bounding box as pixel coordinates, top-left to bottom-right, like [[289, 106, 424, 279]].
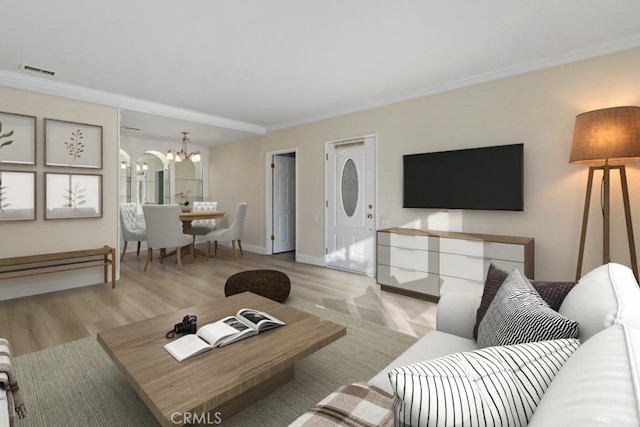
[[389, 338, 580, 427], [477, 268, 579, 348]]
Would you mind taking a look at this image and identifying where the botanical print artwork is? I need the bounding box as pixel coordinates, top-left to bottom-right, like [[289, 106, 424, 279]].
[[45, 119, 102, 168], [0, 121, 14, 150], [0, 171, 36, 221], [0, 112, 36, 165], [0, 176, 9, 213], [64, 129, 85, 162], [45, 173, 102, 219], [63, 181, 87, 210]]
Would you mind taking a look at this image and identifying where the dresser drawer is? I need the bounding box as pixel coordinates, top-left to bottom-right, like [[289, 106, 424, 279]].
[[377, 232, 438, 251], [440, 253, 524, 281], [377, 245, 438, 273], [440, 238, 525, 262], [483, 241, 525, 262], [439, 276, 484, 298], [377, 265, 440, 296], [439, 238, 483, 257]]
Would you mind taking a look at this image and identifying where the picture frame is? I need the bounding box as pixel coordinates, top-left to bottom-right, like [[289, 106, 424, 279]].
[[45, 172, 102, 219], [0, 170, 36, 221], [45, 119, 102, 169], [0, 111, 36, 165]]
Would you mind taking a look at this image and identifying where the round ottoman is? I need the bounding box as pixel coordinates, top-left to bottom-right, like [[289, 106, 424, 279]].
[[224, 269, 291, 303]]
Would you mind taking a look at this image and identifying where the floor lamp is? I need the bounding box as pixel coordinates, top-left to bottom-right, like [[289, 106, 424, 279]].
[[570, 106, 640, 280]]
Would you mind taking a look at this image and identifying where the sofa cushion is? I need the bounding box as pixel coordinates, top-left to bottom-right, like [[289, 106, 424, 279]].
[[473, 263, 577, 339], [529, 324, 640, 426], [368, 330, 478, 395], [389, 338, 579, 427], [436, 292, 482, 339], [477, 268, 579, 348], [559, 262, 640, 341], [0, 389, 7, 427]]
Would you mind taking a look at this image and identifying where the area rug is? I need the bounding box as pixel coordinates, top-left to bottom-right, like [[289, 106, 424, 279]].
[[13, 297, 420, 426]]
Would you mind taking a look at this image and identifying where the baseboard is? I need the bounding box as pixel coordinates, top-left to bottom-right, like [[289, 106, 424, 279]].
[[295, 254, 326, 267], [0, 271, 107, 301], [199, 240, 270, 256], [238, 243, 269, 255], [124, 240, 320, 262]]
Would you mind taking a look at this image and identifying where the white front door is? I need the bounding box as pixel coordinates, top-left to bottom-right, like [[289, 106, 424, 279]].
[[325, 136, 376, 275], [272, 154, 296, 253]]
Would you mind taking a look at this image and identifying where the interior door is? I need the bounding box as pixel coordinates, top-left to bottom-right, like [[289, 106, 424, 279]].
[[326, 136, 375, 275], [272, 154, 296, 253]]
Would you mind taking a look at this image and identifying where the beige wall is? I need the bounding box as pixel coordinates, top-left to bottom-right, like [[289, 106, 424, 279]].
[[0, 86, 119, 298], [210, 136, 265, 246], [210, 47, 640, 281]]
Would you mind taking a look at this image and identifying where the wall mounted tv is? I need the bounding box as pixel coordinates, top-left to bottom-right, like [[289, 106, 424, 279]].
[[403, 143, 524, 211]]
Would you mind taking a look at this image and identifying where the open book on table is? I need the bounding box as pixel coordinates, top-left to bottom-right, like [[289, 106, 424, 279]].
[[164, 309, 286, 361]]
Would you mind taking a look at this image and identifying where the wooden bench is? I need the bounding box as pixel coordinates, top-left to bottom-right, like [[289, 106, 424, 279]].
[[0, 246, 116, 288]]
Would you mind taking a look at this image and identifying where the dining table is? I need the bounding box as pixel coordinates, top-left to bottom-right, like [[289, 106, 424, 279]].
[[175, 209, 225, 259], [178, 209, 225, 234]]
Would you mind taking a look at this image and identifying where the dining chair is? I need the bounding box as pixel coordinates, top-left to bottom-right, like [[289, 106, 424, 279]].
[[205, 202, 247, 260], [119, 203, 146, 262], [190, 201, 218, 243], [142, 204, 193, 271]]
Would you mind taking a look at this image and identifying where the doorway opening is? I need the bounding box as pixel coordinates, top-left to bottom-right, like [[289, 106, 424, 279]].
[[266, 149, 297, 255]]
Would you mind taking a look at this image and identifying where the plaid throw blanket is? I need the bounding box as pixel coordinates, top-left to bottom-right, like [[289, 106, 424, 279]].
[[289, 383, 393, 426], [0, 339, 26, 426]]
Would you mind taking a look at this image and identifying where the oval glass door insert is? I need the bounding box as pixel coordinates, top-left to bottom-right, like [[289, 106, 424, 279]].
[[341, 159, 359, 217]]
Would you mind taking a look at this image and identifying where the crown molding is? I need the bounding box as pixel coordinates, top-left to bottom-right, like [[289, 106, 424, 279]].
[[0, 70, 266, 135], [267, 35, 640, 132], [3, 33, 639, 136]]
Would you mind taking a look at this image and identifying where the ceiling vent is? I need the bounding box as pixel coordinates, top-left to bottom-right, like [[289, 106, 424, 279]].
[[21, 64, 55, 76]]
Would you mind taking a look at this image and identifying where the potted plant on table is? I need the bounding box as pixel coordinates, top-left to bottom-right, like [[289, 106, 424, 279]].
[[174, 191, 192, 212]]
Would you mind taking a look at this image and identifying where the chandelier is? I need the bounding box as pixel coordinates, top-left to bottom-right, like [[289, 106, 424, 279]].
[[166, 132, 201, 162]]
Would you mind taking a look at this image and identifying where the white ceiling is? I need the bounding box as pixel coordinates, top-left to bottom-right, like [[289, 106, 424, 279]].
[[1, 0, 640, 145]]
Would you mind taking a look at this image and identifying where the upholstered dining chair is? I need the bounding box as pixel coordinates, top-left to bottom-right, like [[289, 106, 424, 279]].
[[142, 204, 193, 271], [205, 202, 247, 260], [190, 201, 218, 243], [119, 203, 146, 262]]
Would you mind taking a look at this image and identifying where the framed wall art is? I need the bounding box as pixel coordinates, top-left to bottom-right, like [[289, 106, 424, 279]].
[[0, 170, 36, 221], [45, 172, 102, 219], [45, 119, 102, 169], [0, 112, 36, 165]]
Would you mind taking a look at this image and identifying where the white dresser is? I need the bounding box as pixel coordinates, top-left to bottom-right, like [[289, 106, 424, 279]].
[[376, 228, 534, 301]]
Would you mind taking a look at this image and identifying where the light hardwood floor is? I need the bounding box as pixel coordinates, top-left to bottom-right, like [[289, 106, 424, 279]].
[[0, 246, 437, 356]]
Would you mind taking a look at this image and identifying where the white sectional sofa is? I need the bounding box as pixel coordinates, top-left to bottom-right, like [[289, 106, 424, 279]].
[[369, 262, 640, 425], [0, 389, 7, 427]]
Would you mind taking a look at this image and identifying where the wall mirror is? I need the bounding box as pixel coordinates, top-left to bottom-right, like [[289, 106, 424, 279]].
[[172, 159, 203, 205], [119, 149, 131, 203], [136, 151, 169, 205]]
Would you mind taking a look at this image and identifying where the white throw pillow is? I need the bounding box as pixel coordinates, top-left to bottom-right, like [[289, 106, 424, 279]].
[[477, 268, 579, 348], [388, 339, 580, 427]]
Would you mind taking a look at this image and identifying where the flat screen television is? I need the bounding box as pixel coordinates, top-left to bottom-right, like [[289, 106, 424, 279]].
[[403, 143, 524, 211]]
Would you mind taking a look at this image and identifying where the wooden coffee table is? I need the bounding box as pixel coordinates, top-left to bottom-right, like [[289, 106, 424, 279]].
[[97, 292, 346, 426]]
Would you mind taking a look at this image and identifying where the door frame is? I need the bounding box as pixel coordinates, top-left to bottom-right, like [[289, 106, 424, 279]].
[[265, 148, 299, 255], [324, 133, 377, 272]]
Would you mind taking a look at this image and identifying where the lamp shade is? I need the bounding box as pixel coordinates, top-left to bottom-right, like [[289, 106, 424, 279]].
[[569, 106, 640, 164]]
